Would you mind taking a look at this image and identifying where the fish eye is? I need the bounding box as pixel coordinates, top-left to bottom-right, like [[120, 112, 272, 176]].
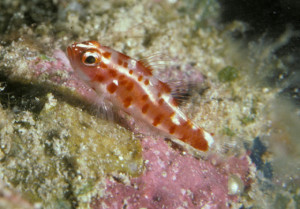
[[82, 50, 101, 66], [85, 56, 96, 64]]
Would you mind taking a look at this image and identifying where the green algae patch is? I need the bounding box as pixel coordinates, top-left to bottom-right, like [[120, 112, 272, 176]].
[[0, 93, 143, 208], [240, 115, 255, 125], [39, 54, 54, 61], [222, 127, 235, 137], [218, 66, 239, 82]]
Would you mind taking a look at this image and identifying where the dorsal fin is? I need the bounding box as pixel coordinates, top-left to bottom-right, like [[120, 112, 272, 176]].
[[137, 59, 154, 75], [138, 53, 205, 106], [167, 80, 193, 106], [138, 52, 172, 74], [168, 80, 209, 106]]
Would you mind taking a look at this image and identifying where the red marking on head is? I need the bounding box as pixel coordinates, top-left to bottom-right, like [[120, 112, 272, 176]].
[[138, 75, 143, 81], [129, 70, 133, 75], [93, 74, 105, 82], [169, 125, 176, 134], [159, 81, 171, 93], [123, 97, 132, 108], [142, 104, 149, 113], [107, 82, 118, 94], [103, 52, 111, 59], [141, 94, 148, 101], [109, 69, 118, 77], [123, 62, 128, 68], [100, 62, 108, 69], [158, 98, 164, 105], [153, 114, 163, 126], [144, 79, 149, 85], [126, 82, 134, 91]]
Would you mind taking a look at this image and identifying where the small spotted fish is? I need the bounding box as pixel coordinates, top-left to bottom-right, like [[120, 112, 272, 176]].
[[67, 41, 214, 151]]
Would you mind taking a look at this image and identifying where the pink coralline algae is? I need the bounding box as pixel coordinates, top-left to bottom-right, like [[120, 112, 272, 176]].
[[30, 50, 99, 103], [92, 137, 251, 209]]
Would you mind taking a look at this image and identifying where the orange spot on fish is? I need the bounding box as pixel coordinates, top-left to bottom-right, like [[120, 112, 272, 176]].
[[129, 70, 133, 75], [141, 94, 148, 101], [144, 79, 149, 85], [118, 59, 123, 65], [153, 114, 163, 126], [119, 75, 125, 80], [109, 69, 118, 77], [123, 62, 128, 68], [123, 97, 132, 108], [93, 74, 105, 82], [142, 104, 149, 113], [126, 82, 134, 91], [119, 79, 128, 86], [107, 82, 118, 94], [138, 75, 143, 81]]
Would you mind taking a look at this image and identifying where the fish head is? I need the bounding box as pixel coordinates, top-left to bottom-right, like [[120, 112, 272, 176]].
[[67, 41, 102, 81]]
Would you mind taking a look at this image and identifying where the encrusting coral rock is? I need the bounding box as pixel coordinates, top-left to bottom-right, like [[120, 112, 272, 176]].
[[93, 137, 252, 209]]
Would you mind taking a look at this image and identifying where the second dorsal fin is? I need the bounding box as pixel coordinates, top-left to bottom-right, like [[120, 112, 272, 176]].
[[167, 80, 193, 106], [138, 52, 172, 74], [138, 53, 203, 106]]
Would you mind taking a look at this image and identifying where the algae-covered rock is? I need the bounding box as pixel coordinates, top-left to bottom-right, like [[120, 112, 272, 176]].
[[0, 93, 143, 208]]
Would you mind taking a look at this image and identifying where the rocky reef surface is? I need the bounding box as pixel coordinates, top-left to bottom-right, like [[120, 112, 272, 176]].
[[0, 0, 299, 208]]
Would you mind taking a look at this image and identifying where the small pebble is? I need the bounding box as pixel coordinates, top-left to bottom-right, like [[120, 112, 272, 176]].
[[228, 174, 244, 195]]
